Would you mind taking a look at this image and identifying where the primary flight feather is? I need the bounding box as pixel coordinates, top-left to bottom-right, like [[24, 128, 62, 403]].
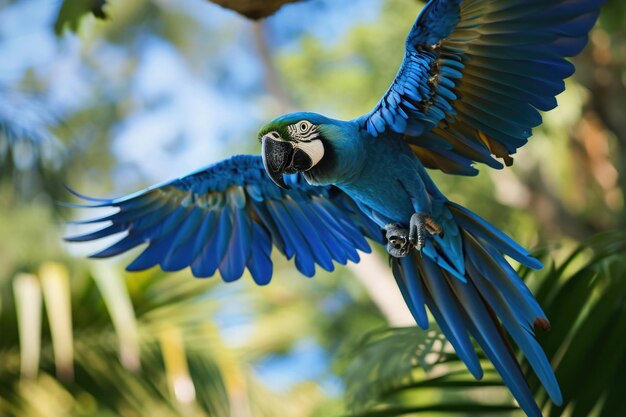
[[66, 1, 605, 416]]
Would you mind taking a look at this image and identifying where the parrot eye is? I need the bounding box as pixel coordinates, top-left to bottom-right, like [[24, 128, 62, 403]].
[[287, 120, 318, 142], [298, 121, 311, 133]]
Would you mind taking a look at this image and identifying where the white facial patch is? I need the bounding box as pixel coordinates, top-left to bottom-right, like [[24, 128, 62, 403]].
[[294, 139, 325, 168], [288, 120, 319, 142]]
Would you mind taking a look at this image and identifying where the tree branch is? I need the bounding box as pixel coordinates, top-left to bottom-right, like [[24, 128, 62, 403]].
[[209, 0, 302, 19]]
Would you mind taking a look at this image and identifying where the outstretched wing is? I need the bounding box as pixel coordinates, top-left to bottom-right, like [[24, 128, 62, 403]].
[[65, 155, 380, 285], [359, 0, 605, 175]]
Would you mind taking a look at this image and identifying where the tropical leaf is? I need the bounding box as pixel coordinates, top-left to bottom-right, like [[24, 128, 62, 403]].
[[343, 330, 513, 416], [343, 326, 448, 413], [533, 232, 626, 417]]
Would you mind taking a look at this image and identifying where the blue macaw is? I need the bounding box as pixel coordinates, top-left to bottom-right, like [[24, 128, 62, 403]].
[[67, 1, 605, 416]]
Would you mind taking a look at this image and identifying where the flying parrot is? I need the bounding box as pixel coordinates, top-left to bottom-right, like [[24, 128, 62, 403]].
[[66, 1, 605, 416]]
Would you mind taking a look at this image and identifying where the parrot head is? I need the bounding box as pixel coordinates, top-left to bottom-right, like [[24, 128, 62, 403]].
[[259, 112, 331, 189]]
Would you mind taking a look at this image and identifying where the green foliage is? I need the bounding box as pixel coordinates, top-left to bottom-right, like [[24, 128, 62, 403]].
[[54, 0, 109, 35], [343, 326, 447, 413], [341, 233, 626, 416], [532, 233, 626, 417], [278, 0, 420, 120], [598, 0, 626, 32]]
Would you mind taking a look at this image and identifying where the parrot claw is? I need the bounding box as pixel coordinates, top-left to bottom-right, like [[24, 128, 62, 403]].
[[384, 214, 442, 258], [384, 223, 412, 258], [409, 212, 442, 251]]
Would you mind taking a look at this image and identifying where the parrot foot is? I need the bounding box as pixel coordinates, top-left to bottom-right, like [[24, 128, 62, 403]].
[[384, 213, 442, 258], [409, 212, 442, 251], [384, 223, 412, 258]]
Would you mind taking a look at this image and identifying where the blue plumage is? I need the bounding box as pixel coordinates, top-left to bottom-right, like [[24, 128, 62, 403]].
[[67, 155, 380, 282], [66, 2, 606, 416], [361, 0, 606, 175]]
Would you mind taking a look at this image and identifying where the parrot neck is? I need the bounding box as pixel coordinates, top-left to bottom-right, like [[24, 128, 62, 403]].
[[304, 120, 366, 187]]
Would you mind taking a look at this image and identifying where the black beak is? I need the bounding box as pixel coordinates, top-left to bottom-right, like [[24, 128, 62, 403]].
[[291, 148, 313, 171], [262, 136, 293, 189]]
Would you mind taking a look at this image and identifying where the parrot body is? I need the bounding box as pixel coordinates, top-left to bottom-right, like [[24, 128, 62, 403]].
[[66, 1, 607, 416], [293, 113, 468, 274], [286, 114, 428, 223], [261, 112, 554, 416]]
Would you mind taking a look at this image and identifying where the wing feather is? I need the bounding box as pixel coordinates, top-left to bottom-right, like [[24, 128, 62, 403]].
[[358, 0, 605, 175], [66, 155, 379, 284]]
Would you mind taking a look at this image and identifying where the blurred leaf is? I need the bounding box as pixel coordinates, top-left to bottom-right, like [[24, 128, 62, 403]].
[[13, 273, 42, 380], [599, 0, 626, 32], [159, 324, 204, 414], [343, 326, 449, 413], [54, 0, 109, 35], [40, 263, 74, 381], [91, 264, 140, 371]]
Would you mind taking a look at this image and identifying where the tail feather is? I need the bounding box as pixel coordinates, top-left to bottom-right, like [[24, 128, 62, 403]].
[[468, 257, 562, 404], [465, 233, 547, 327], [392, 256, 429, 329], [448, 202, 543, 269], [391, 203, 561, 417], [420, 257, 483, 379], [447, 275, 544, 417]]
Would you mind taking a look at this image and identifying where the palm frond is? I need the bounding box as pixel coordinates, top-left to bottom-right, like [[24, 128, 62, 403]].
[[533, 232, 626, 417], [343, 326, 448, 413]]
